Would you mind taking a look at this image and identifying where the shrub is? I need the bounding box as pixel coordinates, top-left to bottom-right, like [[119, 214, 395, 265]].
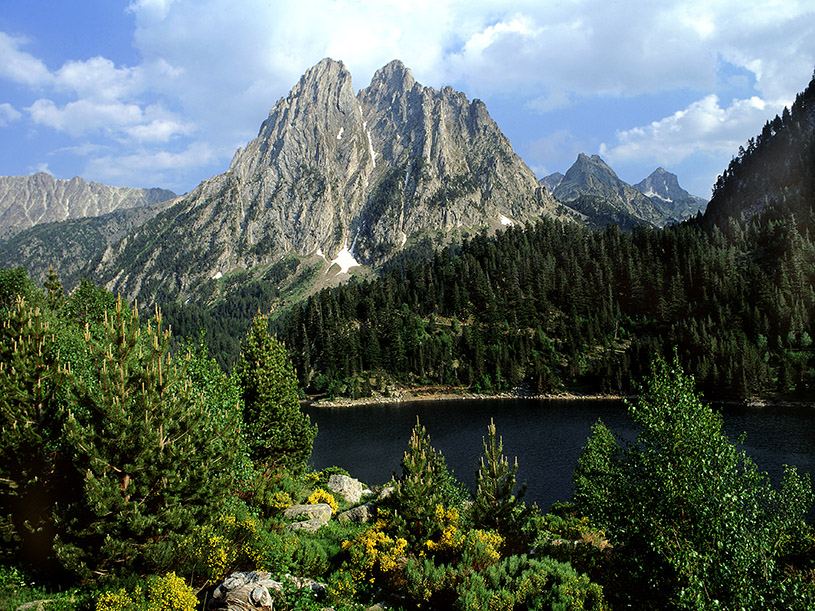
[[307, 488, 338, 513]]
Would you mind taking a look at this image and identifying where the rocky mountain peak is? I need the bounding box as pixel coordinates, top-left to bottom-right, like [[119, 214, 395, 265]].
[[368, 59, 416, 96], [634, 168, 707, 223], [94, 58, 568, 308]]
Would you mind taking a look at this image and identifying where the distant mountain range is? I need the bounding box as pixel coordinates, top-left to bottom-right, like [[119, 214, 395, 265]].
[[0, 172, 175, 241], [542, 154, 706, 229], [0, 58, 705, 305]]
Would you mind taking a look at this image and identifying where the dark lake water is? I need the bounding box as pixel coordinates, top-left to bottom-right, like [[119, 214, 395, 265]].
[[304, 398, 815, 512]]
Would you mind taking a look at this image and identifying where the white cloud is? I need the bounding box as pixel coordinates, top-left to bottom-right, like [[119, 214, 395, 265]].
[[599, 94, 770, 167], [85, 141, 215, 188], [27, 98, 145, 135], [0, 103, 22, 126], [55, 56, 143, 101], [0, 32, 52, 87]]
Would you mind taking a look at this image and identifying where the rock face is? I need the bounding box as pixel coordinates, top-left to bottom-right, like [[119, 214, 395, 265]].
[[633, 167, 707, 225], [93, 58, 577, 307], [553, 154, 666, 229], [327, 474, 364, 504], [0, 173, 175, 241]]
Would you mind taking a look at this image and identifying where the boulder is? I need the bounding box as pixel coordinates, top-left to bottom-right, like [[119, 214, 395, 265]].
[[283, 503, 332, 532], [211, 571, 277, 610], [338, 502, 376, 524], [327, 474, 364, 504], [377, 486, 395, 500], [284, 503, 333, 522]]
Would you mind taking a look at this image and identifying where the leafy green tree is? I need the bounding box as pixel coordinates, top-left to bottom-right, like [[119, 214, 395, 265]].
[[471, 419, 527, 547], [235, 314, 316, 473], [574, 354, 813, 610], [58, 299, 240, 579]]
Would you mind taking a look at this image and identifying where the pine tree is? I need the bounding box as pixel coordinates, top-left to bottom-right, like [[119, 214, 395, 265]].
[[387, 418, 466, 547], [235, 314, 316, 473], [471, 419, 526, 538], [59, 299, 239, 579]]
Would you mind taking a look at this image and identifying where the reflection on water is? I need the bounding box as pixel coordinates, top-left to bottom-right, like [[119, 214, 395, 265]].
[[304, 399, 815, 512]]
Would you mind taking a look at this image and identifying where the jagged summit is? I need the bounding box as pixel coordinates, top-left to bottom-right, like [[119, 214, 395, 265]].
[[93, 58, 571, 307], [634, 168, 707, 223]]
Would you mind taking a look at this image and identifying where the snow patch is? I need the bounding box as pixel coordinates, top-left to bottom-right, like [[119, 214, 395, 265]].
[[327, 231, 361, 275], [212, 271, 223, 280], [400, 231, 407, 248], [643, 189, 672, 203], [316, 248, 325, 259], [363, 121, 376, 168], [336, 127, 344, 140], [500, 214, 515, 226]]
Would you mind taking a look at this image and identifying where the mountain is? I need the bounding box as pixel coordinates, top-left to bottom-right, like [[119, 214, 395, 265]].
[[0, 198, 176, 287], [93, 58, 577, 307], [539, 172, 564, 194], [0, 173, 175, 241], [551, 153, 668, 229], [633, 168, 707, 224], [703, 73, 815, 229]]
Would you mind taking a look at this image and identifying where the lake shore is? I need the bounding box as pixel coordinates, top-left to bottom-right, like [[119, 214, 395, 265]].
[[304, 386, 631, 408], [304, 388, 815, 409]]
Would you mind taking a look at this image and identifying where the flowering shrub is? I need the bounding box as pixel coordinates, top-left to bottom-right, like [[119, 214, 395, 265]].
[[423, 505, 464, 557], [96, 573, 197, 611], [306, 488, 338, 513], [177, 508, 301, 585], [96, 586, 140, 611], [333, 514, 408, 600], [145, 572, 198, 611]]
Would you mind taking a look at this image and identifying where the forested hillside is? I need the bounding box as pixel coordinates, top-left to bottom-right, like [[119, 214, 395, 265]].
[[277, 213, 815, 400]]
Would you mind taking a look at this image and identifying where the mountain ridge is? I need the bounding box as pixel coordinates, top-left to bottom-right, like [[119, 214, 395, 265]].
[[0, 172, 176, 241]]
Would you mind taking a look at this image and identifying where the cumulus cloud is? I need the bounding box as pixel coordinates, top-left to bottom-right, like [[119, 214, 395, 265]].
[[599, 94, 771, 167], [0, 103, 22, 126], [0, 32, 52, 87]]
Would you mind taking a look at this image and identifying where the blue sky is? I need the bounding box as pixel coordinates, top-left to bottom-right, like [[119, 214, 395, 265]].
[[1, 1, 813, 199]]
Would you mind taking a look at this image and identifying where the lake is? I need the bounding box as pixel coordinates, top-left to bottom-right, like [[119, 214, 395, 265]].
[[304, 398, 815, 511]]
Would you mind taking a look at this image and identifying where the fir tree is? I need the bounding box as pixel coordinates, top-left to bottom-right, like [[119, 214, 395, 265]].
[[235, 314, 316, 473]]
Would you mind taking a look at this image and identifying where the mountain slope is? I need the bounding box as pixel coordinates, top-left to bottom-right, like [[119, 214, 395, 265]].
[[93, 58, 576, 307], [703, 74, 815, 229], [0, 198, 176, 287], [0, 173, 175, 240], [633, 168, 707, 224]]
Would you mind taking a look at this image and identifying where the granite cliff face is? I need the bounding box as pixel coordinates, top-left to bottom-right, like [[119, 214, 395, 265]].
[[96, 59, 575, 306], [633, 168, 707, 224], [0, 173, 175, 240]]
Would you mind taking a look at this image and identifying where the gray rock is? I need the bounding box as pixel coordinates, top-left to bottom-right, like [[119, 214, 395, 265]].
[[377, 486, 395, 500], [15, 601, 54, 611], [211, 571, 277, 610], [284, 503, 333, 522], [327, 474, 364, 504], [338, 502, 376, 524], [284, 518, 326, 533]]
